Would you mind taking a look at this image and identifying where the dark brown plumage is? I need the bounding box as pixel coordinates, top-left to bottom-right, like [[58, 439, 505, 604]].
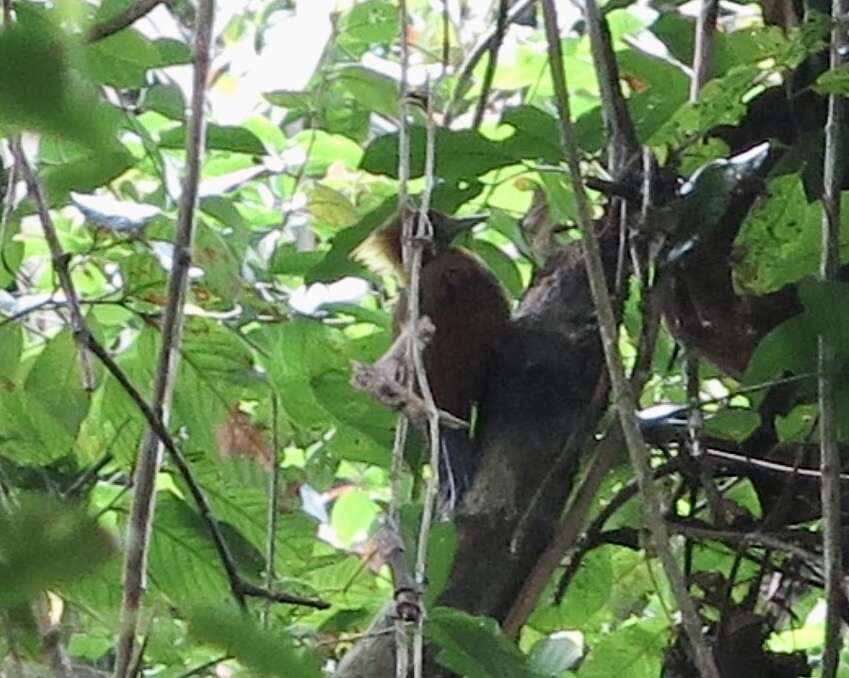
[[355, 209, 511, 496]]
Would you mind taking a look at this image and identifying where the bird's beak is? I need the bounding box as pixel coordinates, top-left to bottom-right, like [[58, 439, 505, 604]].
[[439, 213, 489, 243]]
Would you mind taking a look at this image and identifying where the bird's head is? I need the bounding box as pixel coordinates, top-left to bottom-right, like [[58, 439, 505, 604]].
[[353, 208, 487, 281]]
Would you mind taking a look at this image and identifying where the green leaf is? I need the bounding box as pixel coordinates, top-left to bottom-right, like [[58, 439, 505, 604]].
[[148, 495, 233, 605], [160, 124, 266, 155], [0, 215, 23, 289], [144, 82, 186, 121], [528, 634, 583, 676], [306, 184, 360, 230], [331, 65, 399, 119], [41, 143, 136, 206], [192, 221, 249, 303], [189, 605, 322, 677], [306, 198, 396, 284], [576, 620, 666, 678], [0, 21, 118, 152], [813, 63, 849, 95], [331, 490, 379, 546], [0, 330, 92, 464], [538, 171, 576, 222], [337, 0, 399, 57], [0, 495, 115, 607], [798, 279, 849, 361], [200, 195, 246, 229], [270, 245, 326, 276], [744, 314, 817, 387], [425, 522, 458, 605], [258, 321, 394, 465], [264, 90, 313, 111], [651, 66, 761, 148], [704, 409, 760, 442], [426, 607, 535, 678], [24, 330, 91, 437], [151, 38, 193, 66], [465, 238, 524, 299], [297, 129, 364, 174], [530, 547, 613, 631], [84, 28, 162, 87], [651, 14, 794, 78], [734, 177, 849, 294], [0, 324, 22, 382]]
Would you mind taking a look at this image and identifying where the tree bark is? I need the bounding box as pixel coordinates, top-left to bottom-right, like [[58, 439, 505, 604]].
[[335, 235, 618, 678]]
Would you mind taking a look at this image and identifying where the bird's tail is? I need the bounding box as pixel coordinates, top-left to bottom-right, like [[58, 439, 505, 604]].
[[438, 427, 477, 511]]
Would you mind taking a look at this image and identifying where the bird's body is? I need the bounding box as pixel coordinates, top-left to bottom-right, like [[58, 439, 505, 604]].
[[355, 210, 510, 497]]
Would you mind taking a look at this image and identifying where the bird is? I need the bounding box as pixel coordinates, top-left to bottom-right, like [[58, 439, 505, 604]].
[[353, 207, 511, 503]]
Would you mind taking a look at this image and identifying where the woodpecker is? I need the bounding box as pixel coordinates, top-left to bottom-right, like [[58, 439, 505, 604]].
[[354, 208, 511, 501]]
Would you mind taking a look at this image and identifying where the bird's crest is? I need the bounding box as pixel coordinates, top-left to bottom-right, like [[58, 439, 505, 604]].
[[352, 214, 405, 280]]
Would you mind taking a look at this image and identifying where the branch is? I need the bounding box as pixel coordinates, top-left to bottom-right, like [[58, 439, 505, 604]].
[[540, 3, 720, 677], [817, 0, 848, 669], [582, 0, 639, 172], [409, 84, 441, 678], [446, 0, 538, 124], [86, 0, 168, 43], [16, 148, 95, 391], [553, 459, 685, 604], [668, 522, 821, 564], [376, 523, 421, 623], [113, 5, 214, 675], [352, 319, 468, 428], [235, 581, 328, 609], [471, 0, 509, 129], [393, 3, 415, 675], [75, 326, 330, 614], [261, 395, 282, 628], [689, 0, 719, 101], [502, 429, 619, 635], [504, 282, 662, 632]]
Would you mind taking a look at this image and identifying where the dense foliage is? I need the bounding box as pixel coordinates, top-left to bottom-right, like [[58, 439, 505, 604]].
[[1, 0, 848, 676]]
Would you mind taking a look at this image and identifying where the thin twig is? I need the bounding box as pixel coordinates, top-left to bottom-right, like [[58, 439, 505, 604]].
[[0, 138, 20, 285], [112, 4, 214, 675], [690, 0, 719, 101], [581, 0, 639, 172], [62, 451, 114, 500], [817, 0, 847, 670], [16, 148, 96, 391], [86, 0, 167, 43], [388, 418, 409, 526], [685, 353, 725, 525], [261, 395, 281, 628], [553, 459, 685, 604], [394, 3, 414, 675], [441, 0, 450, 76], [411, 89, 439, 678], [668, 522, 820, 564], [540, 3, 720, 677], [503, 430, 621, 636], [377, 524, 420, 622], [471, 0, 509, 129], [703, 446, 849, 480], [505, 251, 661, 627], [446, 0, 538, 124]]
